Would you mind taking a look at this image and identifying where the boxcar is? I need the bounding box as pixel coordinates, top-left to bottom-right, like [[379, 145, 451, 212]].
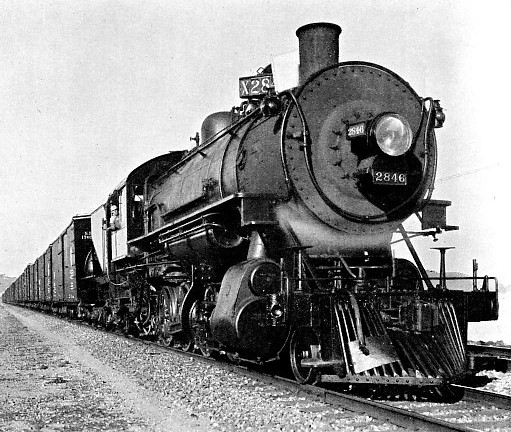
[[50, 215, 92, 314]]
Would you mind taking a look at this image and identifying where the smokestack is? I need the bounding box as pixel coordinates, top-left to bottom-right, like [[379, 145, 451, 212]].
[[296, 22, 342, 85]]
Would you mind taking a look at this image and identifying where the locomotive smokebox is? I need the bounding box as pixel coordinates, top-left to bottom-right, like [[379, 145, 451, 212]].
[[297, 22, 341, 85]]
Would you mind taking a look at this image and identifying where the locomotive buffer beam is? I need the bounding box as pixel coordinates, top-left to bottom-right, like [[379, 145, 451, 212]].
[[320, 375, 446, 386]]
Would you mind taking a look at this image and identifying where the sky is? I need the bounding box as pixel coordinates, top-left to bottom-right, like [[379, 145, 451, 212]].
[[1, 0, 510, 298]]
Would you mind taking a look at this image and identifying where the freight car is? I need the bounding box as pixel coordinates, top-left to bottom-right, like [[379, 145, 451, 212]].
[[3, 23, 499, 401], [3, 215, 94, 315]]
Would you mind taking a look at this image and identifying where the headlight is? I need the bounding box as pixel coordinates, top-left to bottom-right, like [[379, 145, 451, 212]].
[[372, 114, 413, 156]]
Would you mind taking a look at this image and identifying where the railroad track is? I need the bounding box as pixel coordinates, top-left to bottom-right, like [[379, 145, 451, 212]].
[[467, 343, 511, 373], [456, 385, 511, 410], [381, 385, 511, 431], [290, 383, 511, 432], [136, 335, 511, 431], [196, 354, 511, 431], [467, 344, 511, 360], [11, 307, 511, 432], [246, 373, 511, 432]]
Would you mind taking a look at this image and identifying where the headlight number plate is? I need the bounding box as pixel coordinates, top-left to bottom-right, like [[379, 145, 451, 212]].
[[372, 170, 407, 185]]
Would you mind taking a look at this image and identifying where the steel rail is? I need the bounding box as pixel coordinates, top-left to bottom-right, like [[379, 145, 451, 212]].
[[454, 385, 511, 410], [8, 305, 502, 432], [296, 384, 479, 432], [60, 315, 480, 431], [136, 337, 481, 431], [467, 343, 511, 360], [142, 340, 480, 431]]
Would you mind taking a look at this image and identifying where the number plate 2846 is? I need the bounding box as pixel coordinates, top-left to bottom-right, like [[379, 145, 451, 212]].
[[372, 170, 407, 185]]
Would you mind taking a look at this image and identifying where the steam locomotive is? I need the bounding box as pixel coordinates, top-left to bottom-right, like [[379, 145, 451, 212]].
[[3, 23, 499, 401]]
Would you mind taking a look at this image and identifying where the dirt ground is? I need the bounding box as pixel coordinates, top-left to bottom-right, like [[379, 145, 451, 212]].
[[0, 303, 210, 432]]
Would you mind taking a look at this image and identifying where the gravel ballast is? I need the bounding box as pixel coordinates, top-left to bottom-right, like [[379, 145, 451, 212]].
[[1, 302, 510, 431], [0, 304, 401, 431]]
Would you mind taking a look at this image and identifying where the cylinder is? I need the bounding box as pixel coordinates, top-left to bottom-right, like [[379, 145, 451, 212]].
[[296, 22, 342, 84]]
